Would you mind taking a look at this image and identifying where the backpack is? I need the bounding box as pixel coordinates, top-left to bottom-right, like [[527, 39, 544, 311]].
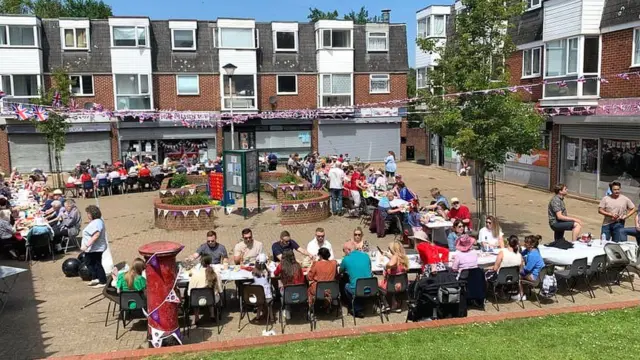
[[540, 274, 557, 298]]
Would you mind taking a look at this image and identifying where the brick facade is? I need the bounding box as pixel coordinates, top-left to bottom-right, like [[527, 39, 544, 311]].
[[400, 118, 408, 161], [279, 191, 330, 225], [46, 74, 115, 109], [153, 74, 220, 111], [0, 128, 10, 173], [257, 74, 317, 111], [405, 128, 429, 163], [311, 119, 319, 153], [154, 198, 217, 230], [354, 74, 407, 105], [505, 50, 543, 102], [110, 123, 119, 164], [549, 123, 560, 191], [600, 29, 639, 98]]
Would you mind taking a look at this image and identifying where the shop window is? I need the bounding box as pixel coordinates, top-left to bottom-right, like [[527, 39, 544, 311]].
[[580, 139, 598, 173], [564, 137, 580, 172], [600, 139, 640, 187]]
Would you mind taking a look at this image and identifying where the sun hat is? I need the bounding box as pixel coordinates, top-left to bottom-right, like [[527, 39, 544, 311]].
[[410, 231, 429, 242], [456, 234, 475, 252], [256, 253, 268, 264], [52, 189, 63, 195], [374, 170, 383, 176], [450, 197, 460, 204]]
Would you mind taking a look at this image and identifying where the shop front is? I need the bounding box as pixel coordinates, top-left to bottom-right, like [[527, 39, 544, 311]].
[[318, 117, 401, 162], [556, 117, 640, 199], [223, 119, 312, 159]]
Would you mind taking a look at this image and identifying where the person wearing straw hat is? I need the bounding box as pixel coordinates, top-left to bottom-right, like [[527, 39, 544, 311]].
[[413, 231, 449, 275], [451, 234, 478, 273], [374, 170, 387, 191]]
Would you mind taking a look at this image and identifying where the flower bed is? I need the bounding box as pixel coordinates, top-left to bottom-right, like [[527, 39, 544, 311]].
[[259, 172, 310, 201], [279, 190, 330, 225], [159, 174, 209, 198], [153, 197, 218, 230]]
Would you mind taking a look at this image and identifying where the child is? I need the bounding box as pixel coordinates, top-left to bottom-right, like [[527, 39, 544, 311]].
[[188, 255, 222, 324], [116, 258, 146, 292], [251, 253, 272, 319]]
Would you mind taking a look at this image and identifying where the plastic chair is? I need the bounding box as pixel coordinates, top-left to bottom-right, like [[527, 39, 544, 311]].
[[25, 233, 54, 263], [603, 243, 635, 293], [110, 177, 124, 195], [554, 257, 588, 303], [379, 272, 408, 321], [185, 287, 222, 335], [487, 266, 522, 311], [585, 254, 607, 298], [82, 180, 94, 198], [280, 284, 310, 333], [97, 178, 110, 196], [61, 235, 80, 254], [138, 176, 152, 192], [116, 291, 147, 340], [311, 280, 344, 330], [351, 277, 383, 325], [238, 284, 273, 332], [521, 265, 558, 307]]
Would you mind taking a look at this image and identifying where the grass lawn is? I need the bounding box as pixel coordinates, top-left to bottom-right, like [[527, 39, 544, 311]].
[[151, 307, 640, 360]]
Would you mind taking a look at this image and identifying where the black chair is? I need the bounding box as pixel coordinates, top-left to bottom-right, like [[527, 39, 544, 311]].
[[603, 243, 635, 293], [459, 267, 486, 310], [280, 284, 310, 334], [521, 265, 558, 307], [487, 266, 522, 311], [82, 180, 94, 198], [124, 176, 138, 193], [351, 277, 383, 325], [97, 178, 110, 196], [585, 254, 607, 298], [25, 233, 54, 263], [311, 280, 344, 330], [138, 176, 152, 192], [103, 285, 119, 327], [238, 284, 273, 332], [110, 177, 124, 195], [379, 273, 409, 321], [116, 290, 147, 340], [185, 288, 222, 335], [555, 257, 588, 303]]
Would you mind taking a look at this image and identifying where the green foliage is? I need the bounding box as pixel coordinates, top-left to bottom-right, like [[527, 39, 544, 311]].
[[0, 0, 112, 18], [307, 8, 339, 22], [284, 192, 320, 201], [166, 193, 211, 206], [31, 68, 71, 153], [308, 7, 380, 24], [170, 173, 190, 188], [278, 173, 299, 184]]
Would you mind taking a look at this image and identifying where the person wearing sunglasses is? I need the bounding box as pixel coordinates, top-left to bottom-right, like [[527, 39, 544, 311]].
[[272, 230, 311, 262], [446, 219, 466, 252], [233, 228, 264, 265], [348, 227, 370, 252], [448, 197, 472, 231], [187, 230, 228, 265], [478, 215, 504, 249]]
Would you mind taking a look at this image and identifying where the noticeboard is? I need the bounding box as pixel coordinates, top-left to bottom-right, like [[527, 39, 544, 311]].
[[245, 150, 259, 193], [223, 149, 259, 194]]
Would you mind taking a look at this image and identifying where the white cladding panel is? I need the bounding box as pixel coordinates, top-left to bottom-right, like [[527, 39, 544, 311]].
[[217, 19, 255, 28], [168, 21, 197, 30], [272, 22, 298, 32], [218, 49, 257, 74], [110, 48, 153, 73], [543, 0, 583, 41], [317, 50, 354, 73], [0, 16, 39, 26], [108, 18, 149, 27], [415, 38, 444, 68], [315, 20, 354, 30], [581, 0, 605, 34], [0, 48, 42, 73], [59, 19, 90, 28]]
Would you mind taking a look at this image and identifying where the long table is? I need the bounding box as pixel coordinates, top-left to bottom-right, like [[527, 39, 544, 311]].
[[539, 241, 637, 266]]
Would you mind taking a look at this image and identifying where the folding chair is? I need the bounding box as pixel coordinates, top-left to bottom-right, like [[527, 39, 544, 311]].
[[379, 272, 409, 321], [185, 287, 222, 335], [238, 284, 273, 332], [311, 280, 344, 330], [25, 233, 54, 263], [555, 257, 588, 303], [64, 183, 77, 198], [280, 284, 310, 333], [486, 266, 522, 311], [521, 265, 558, 307], [351, 277, 383, 325], [603, 243, 635, 293], [116, 291, 147, 340], [585, 254, 607, 298], [61, 235, 80, 254]]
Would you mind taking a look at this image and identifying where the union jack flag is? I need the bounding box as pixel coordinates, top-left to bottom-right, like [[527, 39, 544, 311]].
[[69, 97, 78, 110], [12, 104, 32, 120], [93, 103, 104, 112], [52, 90, 62, 107], [32, 106, 48, 121]]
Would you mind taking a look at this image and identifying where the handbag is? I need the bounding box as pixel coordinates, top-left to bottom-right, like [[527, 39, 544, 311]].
[[437, 286, 461, 304]]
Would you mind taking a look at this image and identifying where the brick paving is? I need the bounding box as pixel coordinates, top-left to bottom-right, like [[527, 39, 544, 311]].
[[0, 162, 638, 360]]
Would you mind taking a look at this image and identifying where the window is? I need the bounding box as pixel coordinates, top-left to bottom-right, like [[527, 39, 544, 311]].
[[219, 28, 255, 48], [367, 32, 388, 52], [433, 15, 445, 37], [426, 17, 431, 37], [545, 36, 600, 98], [319, 29, 351, 49], [223, 75, 256, 109], [176, 75, 199, 95], [634, 29, 640, 66], [527, 0, 541, 9], [545, 38, 578, 77], [276, 75, 297, 94], [275, 31, 296, 51], [69, 75, 94, 96], [369, 74, 390, 93], [601, 139, 640, 189], [0, 25, 35, 46], [416, 68, 426, 89], [115, 74, 151, 110], [417, 18, 427, 39], [522, 47, 541, 78], [0, 75, 39, 97], [172, 29, 196, 50], [112, 26, 147, 47], [320, 74, 351, 107], [62, 28, 88, 49]]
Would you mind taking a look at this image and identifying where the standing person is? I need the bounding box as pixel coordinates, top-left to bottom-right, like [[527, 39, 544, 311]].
[[187, 230, 228, 265], [328, 161, 346, 216], [548, 183, 583, 241], [233, 228, 264, 265], [384, 151, 397, 178], [80, 205, 109, 288], [598, 181, 637, 242], [340, 241, 372, 318], [267, 152, 278, 171]]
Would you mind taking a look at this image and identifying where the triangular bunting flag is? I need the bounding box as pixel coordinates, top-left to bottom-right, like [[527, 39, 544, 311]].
[[163, 209, 169, 217], [302, 203, 309, 209], [171, 328, 183, 345], [181, 210, 189, 217], [151, 310, 160, 322], [319, 202, 324, 208], [270, 205, 277, 211], [226, 206, 234, 215], [248, 207, 255, 212], [172, 211, 178, 217], [160, 190, 167, 195], [193, 209, 201, 217], [289, 185, 295, 190], [292, 204, 299, 211], [147, 254, 160, 272], [189, 189, 195, 195], [166, 289, 180, 303], [205, 208, 211, 214], [149, 325, 165, 348]]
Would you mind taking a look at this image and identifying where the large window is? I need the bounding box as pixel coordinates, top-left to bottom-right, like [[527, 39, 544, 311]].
[[634, 29, 640, 67], [319, 29, 351, 49], [367, 32, 388, 52], [545, 38, 577, 77], [601, 139, 640, 189], [276, 75, 297, 94], [0, 75, 39, 97], [112, 26, 147, 47], [223, 74, 256, 109], [219, 28, 256, 48], [545, 36, 599, 98], [417, 17, 427, 39], [115, 74, 151, 110], [172, 29, 196, 50], [320, 74, 352, 107], [63, 28, 88, 49], [433, 15, 446, 37], [416, 68, 426, 89], [69, 75, 94, 96], [275, 31, 296, 52], [0, 25, 35, 46], [369, 74, 390, 93], [176, 75, 199, 95], [522, 47, 541, 78]]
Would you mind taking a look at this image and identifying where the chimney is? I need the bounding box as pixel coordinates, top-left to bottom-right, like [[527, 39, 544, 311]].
[[381, 9, 391, 23]]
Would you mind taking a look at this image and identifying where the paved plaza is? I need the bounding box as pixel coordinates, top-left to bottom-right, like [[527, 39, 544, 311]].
[[0, 163, 638, 359]]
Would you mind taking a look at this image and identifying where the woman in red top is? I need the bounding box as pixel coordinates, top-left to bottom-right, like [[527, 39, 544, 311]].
[[274, 250, 305, 320], [414, 232, 449, 275], [80, 170, 92, 183]]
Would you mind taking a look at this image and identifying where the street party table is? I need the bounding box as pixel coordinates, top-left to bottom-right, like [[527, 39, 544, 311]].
[[449, 250, 498, 268], [539, 241, 638, 266], [0, 266, 28, 315]]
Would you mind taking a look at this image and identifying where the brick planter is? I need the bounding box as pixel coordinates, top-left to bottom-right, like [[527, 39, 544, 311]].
[[260, 172, 310, 200], [159, 175, 208, 198], [279, 191, 330, 225], [153, 198, 217, 230]]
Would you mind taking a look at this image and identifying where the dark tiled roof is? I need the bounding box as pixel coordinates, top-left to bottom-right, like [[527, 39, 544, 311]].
[[601, 0, 640, 28], [150, 21, 218, 73], [42, 19, 112, 73], [354, 24, 409, 72], [256, 23, 317, 73], [508, 7, 543, 45]]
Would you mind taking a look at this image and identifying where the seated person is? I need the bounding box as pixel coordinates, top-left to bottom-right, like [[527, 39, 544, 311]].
[[447, 220, 466, 252], [251, 254, 273, 319], [307, 227, 334, 260], [374, 170, 388, 191], [233, 228, 264, 265], [108, 167, 121, 181], [451, 234, 478, 273], [340, 241, 372, 318], [138, 164, 151, 178], [0, 209, 25, 259], [187, 230, 228, 265], [426, 188, 449, 210], [273, 250, 305, 320], [272, 230, 311, 262], [379, 241, 409, 312], [394, 181, 417, 202], [188, 255, 222, 323], [27, 217, 54, 245], [448, 197, 473, 231], [521, 235, 544, 281], [307, 247, 338, 305], [115, 258, 147, 292], [414, 232, 449, 275], [95, 168, 108, 182]]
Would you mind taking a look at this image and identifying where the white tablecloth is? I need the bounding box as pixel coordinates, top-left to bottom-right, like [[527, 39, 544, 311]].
[[449, 250, 497, 267], [539, 241, 637, 266], [425, 221, 453, 229]]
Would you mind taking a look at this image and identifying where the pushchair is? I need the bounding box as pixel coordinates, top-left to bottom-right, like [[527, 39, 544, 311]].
[[406, 271, 467, 322]]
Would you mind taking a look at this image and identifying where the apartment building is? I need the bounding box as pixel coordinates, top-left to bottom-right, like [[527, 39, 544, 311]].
[[0, 12, 409, 172]]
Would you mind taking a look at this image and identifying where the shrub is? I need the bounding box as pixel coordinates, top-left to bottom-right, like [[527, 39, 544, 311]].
[[284, 192, 322, 201], [279, 173, 299, 184], [170, 173, 189, 188], [166, 193, 211, 206]]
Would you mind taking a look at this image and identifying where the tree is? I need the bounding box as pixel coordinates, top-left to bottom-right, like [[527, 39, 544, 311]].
[[60, 0, 112, 18], [417, 0, 545, 221], [307, 8, 339, 22], [343, 6, 380, 24], [0, 0, 29, 13], [0, 0, 112, 18], [32, 69, 71, 187]]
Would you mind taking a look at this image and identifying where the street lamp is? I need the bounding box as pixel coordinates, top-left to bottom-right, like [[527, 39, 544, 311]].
[[222, 63, 237, 150]]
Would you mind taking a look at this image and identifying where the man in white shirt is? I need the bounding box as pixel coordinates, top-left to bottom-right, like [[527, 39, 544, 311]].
[[328, 161, 345, 215], [95, 168, 108, 181], [306, 227, 334, 260], [108, 168, 120, 180]]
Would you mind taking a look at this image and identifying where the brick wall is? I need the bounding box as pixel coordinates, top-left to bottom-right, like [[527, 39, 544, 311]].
[[311, 119, 319, 153], [400, 118, 407, 161], [505, 50, 543, 102], [258, 74, 317, 111], [601, 29, 639, 98], [154, 198, 217, 230], [405, 128, 428, 162], [0, 128, 10, 173], [46, 74, 115, 109], [354, 74, 407, 105], [153, 74, 220, 111], [110, 123, 119, 163], [549, 123, 560, 191], [216, 126, 223, 154], [279, 191, 330, 225]]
